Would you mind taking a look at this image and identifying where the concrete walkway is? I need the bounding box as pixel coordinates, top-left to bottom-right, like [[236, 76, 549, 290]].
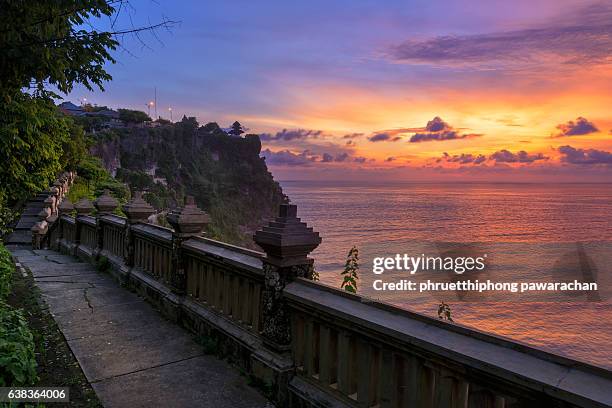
[[10, 248, 270, 408]]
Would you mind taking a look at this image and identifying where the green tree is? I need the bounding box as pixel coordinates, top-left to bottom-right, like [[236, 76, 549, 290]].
[[0, 93, 69, 203], [0, 1, 175, 205], [341, 246, 359, 293], [118, 109, 152, 124], [0, 1, 118, 204], [0, 1, 118, 96]]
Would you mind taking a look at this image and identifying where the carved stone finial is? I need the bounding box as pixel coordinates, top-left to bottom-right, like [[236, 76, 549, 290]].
[[58, 198, 74, 215], [37, 207, 51, 221], [74, 198, 94, 215], [254, 203, 321, 267], [123, 191, 154, 223], [44, 195, 55, 208], [166, 195, 209, 237], [94, 189, 119, 215]]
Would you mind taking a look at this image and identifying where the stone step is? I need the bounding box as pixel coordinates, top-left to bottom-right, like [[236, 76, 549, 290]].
[[22, 207, 45, 215], [4, 230, 32, 245], [16, 217, 40, 229]]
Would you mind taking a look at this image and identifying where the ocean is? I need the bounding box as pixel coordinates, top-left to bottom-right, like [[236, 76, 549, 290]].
[[280, 181, 612, 370]]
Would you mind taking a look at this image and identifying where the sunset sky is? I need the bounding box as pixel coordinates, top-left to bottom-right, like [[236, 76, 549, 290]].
[[69, 0, 612, 181]]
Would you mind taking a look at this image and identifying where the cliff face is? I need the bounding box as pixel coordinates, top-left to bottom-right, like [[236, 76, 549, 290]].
[[88, 118, 284, 248]]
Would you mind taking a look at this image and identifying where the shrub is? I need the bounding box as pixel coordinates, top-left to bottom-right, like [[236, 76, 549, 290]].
[[340, 246, 359, 293], [0, 198, 17, 238], [0, 245, 13, 300], [0, 303, 37, 386]]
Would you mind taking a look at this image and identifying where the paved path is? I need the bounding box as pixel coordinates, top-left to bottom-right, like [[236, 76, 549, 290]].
[[10, 248, 270, 408]]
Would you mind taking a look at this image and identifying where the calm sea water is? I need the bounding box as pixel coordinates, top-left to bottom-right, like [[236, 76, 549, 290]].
[[280, 181, 612, 370]]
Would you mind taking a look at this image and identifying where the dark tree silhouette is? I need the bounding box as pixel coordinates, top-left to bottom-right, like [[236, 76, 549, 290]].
[[229, 121, 245, 136]]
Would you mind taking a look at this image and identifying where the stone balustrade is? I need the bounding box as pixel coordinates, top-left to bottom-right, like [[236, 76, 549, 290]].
[[37, 193, 611, 408], [182, 236, 265, 335], [31, 171, 75, 249], [285, 280, 612, 408]]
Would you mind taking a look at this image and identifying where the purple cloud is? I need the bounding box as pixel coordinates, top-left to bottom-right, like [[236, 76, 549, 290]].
[[558, 145, 612, 165], [390, 3, 612, 69], [425, 116, 451, 132], [321, 153, 334, 162], [554, 117, 599, 137], [439, 152, 486, 165], [369, 133, 401, 142], [261, 149, 314, 166], [334, 152, 349, 162], [343, 133, 363, 139], [407, 116, 482, 143], [260, 129, 323, 142], [489, 149, 548, 164]]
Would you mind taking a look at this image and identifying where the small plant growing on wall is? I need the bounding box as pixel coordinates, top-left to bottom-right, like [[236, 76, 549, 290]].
[[437, 301, 454, 322], [341, 246, 359, 293]]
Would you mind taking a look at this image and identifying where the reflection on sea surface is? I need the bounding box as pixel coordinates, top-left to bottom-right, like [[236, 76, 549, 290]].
[[281, 181, 612, 369]]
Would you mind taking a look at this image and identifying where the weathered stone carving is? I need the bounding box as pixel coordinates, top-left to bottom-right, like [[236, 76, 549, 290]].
[[58, 198, 74, 215], [74, 198, 94, 215], [254, 204, 321, 350], [31, 220, 48, 249], [167, 196, 209, 294], [122, 192, 154, 266], [94, 189, 119, 215], [94, 190, 119, 253]]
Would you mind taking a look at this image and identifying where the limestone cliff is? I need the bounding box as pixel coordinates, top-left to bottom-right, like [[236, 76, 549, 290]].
[[88, 117, 285, 248]]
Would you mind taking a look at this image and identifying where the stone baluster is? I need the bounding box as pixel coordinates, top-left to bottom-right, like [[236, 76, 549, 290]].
[[254, 203, 321, 351], [57, 199, 74, 244], [37, 206, 51, 222], [53, 180, 64, 199], [44, 195, 57, 223], [166, 196, 209, 295], [122, 192, 154, 267], [93, 190, 119, 256], [74, 198, 93, 255], [31, 221, 49, 250], [50, 187, 60, 214]]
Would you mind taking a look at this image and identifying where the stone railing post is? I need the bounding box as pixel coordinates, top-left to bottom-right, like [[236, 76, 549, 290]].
[[122, 192, 154, 267], [166, 196, 209, 295], [93, 190, 118, 256], [48, 189, 59, 215], [53, 180, 64, 200], [254, 203, 321, 351], [57, 199, 74, 244], [74, 198, 93, 254], [31, 221, 48, 250]]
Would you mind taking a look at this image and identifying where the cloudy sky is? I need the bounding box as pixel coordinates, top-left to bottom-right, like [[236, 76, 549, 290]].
[[70, 0, 612, 181]]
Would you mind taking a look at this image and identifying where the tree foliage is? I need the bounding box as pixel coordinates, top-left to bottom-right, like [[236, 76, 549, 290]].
[[0, 0, 117, 95], [341, 246, 359, 293], [229, 121, 244, 136], [0, 1, 122, 204], [118, 108, 151, 124], [0, 93, 70, 202]]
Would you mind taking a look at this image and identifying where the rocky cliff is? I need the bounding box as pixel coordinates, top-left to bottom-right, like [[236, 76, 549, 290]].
[[88, 117, 285, 248]]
